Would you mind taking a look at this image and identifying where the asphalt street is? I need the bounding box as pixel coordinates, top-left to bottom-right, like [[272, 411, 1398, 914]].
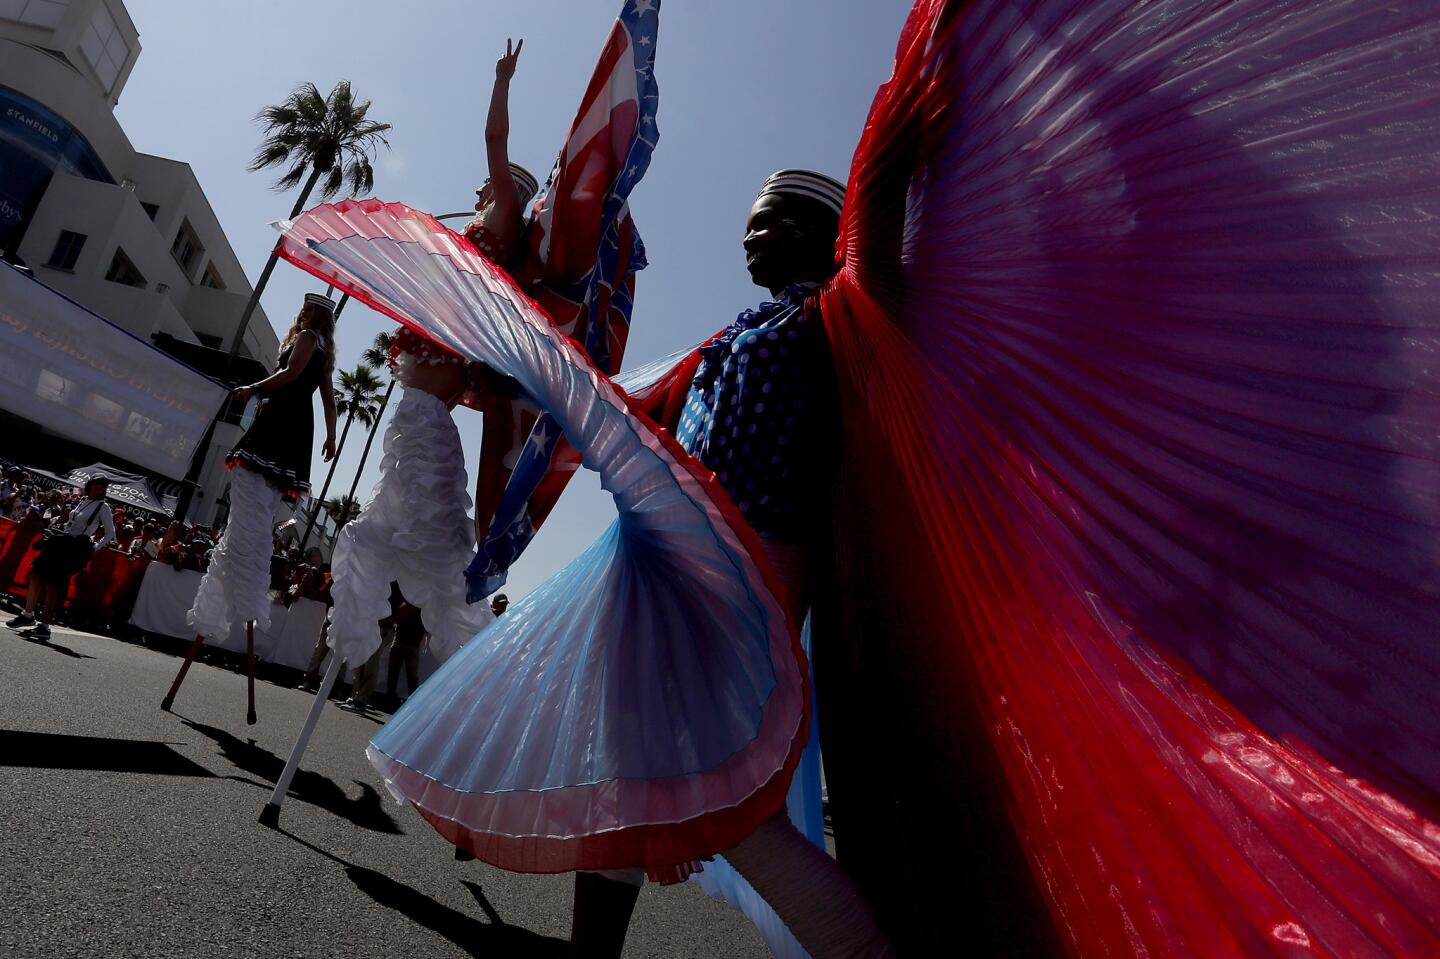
[[0, 622, 770, 958]]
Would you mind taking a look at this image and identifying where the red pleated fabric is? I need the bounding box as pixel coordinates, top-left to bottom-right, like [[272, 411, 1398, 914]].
[[814, 1, 1440, 955]]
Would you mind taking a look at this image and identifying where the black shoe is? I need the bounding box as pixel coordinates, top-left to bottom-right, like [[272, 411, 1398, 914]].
[[20, 624, 50, 641], [6, 613, 34, 629]]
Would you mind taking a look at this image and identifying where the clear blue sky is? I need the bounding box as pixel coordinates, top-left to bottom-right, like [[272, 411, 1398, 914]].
[[116, 0, 912, 598]]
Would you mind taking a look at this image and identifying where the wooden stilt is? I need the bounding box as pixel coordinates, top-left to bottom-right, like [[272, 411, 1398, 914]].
[[160, 633, 207, 711], [245, 620, 257, 725]]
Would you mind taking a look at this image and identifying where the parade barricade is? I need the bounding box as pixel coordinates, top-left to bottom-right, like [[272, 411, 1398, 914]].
[[128, 563, 202, 639], [123, 559, 442, 694], [257, 596, 329, 670], [0, 517, 40, 596], [69, 548, 149, 625], [128, 563, 335, 672]]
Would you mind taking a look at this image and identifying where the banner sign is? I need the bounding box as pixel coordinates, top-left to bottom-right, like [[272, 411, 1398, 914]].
[[0, 264, 228, 480]]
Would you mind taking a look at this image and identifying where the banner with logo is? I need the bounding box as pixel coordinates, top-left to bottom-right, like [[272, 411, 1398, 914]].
[[0, 263, 227, 479]]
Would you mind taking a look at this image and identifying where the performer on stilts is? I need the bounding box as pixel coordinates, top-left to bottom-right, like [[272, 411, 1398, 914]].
[[256, 40, 544, 827], [322, 40, 535, 674], [161, 293, 337, 722]]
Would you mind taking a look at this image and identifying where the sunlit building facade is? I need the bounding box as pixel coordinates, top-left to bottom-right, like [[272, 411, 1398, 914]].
[[0, 0, 278, 524]]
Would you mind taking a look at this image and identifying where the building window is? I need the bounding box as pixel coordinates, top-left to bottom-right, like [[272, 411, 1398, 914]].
[[170, 219, 203, 277], [195, 333, 222, 349], [46, 230, 86, 270], [104, 247, 145, 288], [140, 202, 159, 221], [2, 1, 71, 29], [78, 1, 131, 94], [200, 262, 226, 290]]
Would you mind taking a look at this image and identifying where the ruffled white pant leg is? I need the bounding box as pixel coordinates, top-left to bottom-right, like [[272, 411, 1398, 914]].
[[327, 388, 492, 665], [188, 466, 282, 639]]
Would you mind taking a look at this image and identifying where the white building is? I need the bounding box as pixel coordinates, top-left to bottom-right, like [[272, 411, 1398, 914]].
[[0, 0, 279, 525]]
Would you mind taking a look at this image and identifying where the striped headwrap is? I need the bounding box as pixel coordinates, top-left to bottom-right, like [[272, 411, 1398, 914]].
[[757, 168, 846, 216]]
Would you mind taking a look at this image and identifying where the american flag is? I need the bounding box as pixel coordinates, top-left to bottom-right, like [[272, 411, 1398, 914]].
[[467, 0, 662, 599]]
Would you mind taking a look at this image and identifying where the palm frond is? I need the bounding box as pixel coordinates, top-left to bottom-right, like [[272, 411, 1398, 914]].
[[322, 493, 363, 529], [318, 163, 345, 201], [274, 159, 310, 191], [255, 102, 300, 128], [345, 157, 374, 198], [360, 330, 393, 370], [247, 141, 293, 173]]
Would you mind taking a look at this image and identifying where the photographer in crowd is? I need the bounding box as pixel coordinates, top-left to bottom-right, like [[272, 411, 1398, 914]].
[[6, 476, 115, 641]]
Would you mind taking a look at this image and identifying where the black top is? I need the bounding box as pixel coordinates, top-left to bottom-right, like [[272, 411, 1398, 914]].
[[226, 332, 328, 500]]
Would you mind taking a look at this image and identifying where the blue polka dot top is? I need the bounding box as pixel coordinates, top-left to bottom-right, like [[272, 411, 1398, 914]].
[[675, 285, 838, 543]]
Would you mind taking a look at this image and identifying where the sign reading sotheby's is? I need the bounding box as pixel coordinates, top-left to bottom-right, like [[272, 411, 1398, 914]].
[[0, 263, 227, 480]]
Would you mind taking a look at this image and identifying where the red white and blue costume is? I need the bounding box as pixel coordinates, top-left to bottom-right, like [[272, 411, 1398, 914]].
[[277, 0, 1440, 955]]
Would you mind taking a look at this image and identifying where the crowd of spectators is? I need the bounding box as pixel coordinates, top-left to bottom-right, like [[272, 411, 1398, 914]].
[[2, 474, 78, 533], [1, 470, 184, 559], [0, 466, 307, 632], [269, 541, 332, 607], [3, 465, 520, 713], [3, 470, 349, 600]]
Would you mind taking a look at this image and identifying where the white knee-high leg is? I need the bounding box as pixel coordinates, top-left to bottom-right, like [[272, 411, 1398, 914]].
[[188, 466, 282, 639]]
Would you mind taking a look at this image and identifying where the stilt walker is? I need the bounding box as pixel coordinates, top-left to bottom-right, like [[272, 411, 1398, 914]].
[[260, 9, 656, 825], [161, 293, 338, 722]]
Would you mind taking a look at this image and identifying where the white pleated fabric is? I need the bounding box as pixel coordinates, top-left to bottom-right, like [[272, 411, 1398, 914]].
[[326, 387, 493, 665], [274, 199, 806, 873], [188, 466, 281, 639]]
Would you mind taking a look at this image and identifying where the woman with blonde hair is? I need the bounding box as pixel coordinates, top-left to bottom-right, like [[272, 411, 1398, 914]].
[[162, 293, 338, 720]]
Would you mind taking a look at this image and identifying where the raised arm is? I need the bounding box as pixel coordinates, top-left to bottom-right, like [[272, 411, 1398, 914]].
[[480, 38, 525, 245]]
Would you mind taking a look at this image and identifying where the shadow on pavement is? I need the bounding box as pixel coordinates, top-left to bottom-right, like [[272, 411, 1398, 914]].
[[462, 880, 505, 926], [33, 640, 96, 659], [279, 828, 568, 958], [7, 630, 96, 659], [180, 718, 402, 835], [0, 730, 214, 777]]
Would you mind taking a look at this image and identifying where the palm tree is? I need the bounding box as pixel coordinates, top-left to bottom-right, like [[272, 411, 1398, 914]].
[[298, 363, 384, 549], [220, 80, 392, 380], [323, 493, 363, 535], [174, 84, 389, 524], [342, 331, 397, 507]]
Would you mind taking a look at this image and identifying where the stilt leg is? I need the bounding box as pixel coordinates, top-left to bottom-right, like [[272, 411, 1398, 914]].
[[259, 652, 343, 828], [245, 620, 257, 725], [160, 633, 207, 711]]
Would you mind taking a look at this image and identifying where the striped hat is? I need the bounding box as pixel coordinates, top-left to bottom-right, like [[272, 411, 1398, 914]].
[[509, 163, 540, 207], [757, 168, 846, 216], [303, 292, 337, 313]]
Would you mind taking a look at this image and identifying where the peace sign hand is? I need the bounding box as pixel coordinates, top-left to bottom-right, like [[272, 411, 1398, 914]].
[[496, 38, 523, 81]]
